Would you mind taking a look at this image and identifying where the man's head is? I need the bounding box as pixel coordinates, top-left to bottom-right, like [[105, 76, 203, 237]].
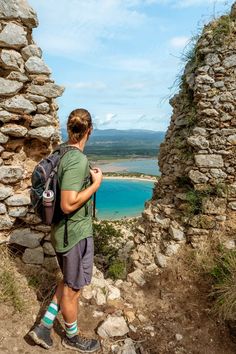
[[67, 108, 93, 143]]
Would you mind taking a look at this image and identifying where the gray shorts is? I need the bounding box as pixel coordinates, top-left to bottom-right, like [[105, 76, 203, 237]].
[[56, 236, 94, 291]]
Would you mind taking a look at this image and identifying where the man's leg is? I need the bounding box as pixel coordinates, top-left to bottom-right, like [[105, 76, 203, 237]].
[[60, 285, 80, 338]]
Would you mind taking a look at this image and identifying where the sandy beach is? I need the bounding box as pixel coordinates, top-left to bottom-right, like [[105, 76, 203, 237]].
[[103, 175, 156, 182]]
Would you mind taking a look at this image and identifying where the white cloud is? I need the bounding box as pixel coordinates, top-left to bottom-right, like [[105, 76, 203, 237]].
[[30, 0, 147, 57], [94, 113, 118, 126], [169, 35, 190, 48]]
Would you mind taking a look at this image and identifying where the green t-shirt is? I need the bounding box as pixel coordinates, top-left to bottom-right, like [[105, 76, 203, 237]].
[[51, 149, 93, 253]]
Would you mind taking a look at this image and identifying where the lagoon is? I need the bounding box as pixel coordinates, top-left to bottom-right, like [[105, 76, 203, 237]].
[[97, 158, 160, 176], [95, 178, 154, 220]]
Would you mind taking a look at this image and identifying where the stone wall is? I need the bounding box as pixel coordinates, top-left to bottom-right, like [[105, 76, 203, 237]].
[[0, 0, 64, 268], [132, 3, 236, 269]]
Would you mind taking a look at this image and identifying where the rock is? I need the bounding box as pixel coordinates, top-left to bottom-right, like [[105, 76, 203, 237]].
[[0, 214, 14, 230], [25, 57, 51, 75], [169, 225, 185, 241], [175, 333, 183, 341], [0, 78, 23, 96], [187, 135, 209, 149], [202, 197, 226, 215], [0, 111, 19, 123], [0, 132, 9, 143], [223, 240, 235, 250], [107, 285, 121, 301], [1, 124, 28, 137], [37, 102, 50, 114], [0, 166, 23, 183], [0, 23, 27, 49], [194, 154, 224, 168], [227, 134, 236, 145], [94, 288, 107, 306], [7, 71, 29, 82], [97, 315, 129, 338], [22, 247, 44, 265], [8, 206, 28, 217], [210, 168, 227, 179], [0, 0, 38, 28], [165, 243, 181, 257], [155, 253, 167, 268], [202, 108, 219, 117], [5, 194, 30, 206], [205, 53, 220, 66], [27, 126, 56, 141], [43, 242, 56, 256], [26, 94, 47, 103], [189, 170, 209, 183], [123, 309, 136, 323], [228, 202, 236, 211], [82, 285, 93, 300], [223, 55, 236, 68], [31, 114, 53, 127], [192, 127, 207, 136], [20, 212, 42, 224], [9, 228, 44, 248], [0, 203, 6, 214], [27, 83, 65, 98], [0, 185, 13, 200], [92, 310, 104, 318], [1, 49, 24, 71], [127, 269, 145, 286], [119, 338, 136, 354], [21, 45, 42, 60], [195, 74, 214, 85], [1, 95, 36, 114], [43, 257, 58, 270]]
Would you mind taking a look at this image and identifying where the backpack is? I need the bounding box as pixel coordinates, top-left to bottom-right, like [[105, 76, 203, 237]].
[[30, 142, 94, 247]]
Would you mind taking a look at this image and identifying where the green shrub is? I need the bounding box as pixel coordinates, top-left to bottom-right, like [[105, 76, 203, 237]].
[[107, 259, 126, 280]]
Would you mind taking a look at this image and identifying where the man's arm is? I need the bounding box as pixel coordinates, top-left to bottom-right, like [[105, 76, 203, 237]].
[[60, 168, 102, 214]]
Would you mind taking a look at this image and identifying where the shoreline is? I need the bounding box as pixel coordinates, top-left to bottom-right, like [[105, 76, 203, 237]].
[[103, 176, 156, 182]]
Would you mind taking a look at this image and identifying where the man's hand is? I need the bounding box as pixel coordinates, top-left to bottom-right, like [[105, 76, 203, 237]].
[[90, 167, 103, 188]]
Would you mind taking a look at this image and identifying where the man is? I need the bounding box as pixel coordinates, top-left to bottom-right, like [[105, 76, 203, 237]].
[[29, 109, 102, 352]]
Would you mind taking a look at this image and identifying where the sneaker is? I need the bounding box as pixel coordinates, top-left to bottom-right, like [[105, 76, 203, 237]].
[[28, 324, 53, 350], [62, 334, 101, 353]]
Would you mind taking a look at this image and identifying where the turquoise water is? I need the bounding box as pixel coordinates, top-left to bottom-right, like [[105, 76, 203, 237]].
[[99, 158, 160, 176], [96, 179, 154, 220]]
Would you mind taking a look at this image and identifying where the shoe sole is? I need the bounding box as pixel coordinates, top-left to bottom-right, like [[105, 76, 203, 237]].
[[62, 339, 101, 353], [28, 330, 52, 350]]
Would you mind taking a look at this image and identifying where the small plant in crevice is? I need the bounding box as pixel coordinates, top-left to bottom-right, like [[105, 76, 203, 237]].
[[211, 14, 233, 45], [93, 221, 130, 279]]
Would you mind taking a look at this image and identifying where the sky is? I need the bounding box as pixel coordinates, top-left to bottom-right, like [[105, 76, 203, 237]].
[[29, 0, 234, 132]]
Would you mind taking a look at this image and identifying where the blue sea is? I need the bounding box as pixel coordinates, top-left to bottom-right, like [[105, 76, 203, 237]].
[[95, 179, 154, 220]]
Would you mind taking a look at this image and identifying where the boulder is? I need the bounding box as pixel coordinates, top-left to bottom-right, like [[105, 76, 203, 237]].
[[7, 71, 29, 82], [0, 214, 14, 230], [0, 132, 9, 143], [1, 95, 36, 114], [31, 114, 53, 127], [0, 203, 6, 214], [0, 0, 38, 28], [28, 126, 56, 141], [27, 83, 65, 98], [43, 242, 56, 256], [97, 315, 129, 338], [8, 206, 28, 217], [5, 194, 30, 206], [194, 154, 224, 168], [9, 228, 44, 248], [21, 45, 42, 60], [1, 124, 28, 137], [0, 185, 13, 200], [0, 166, 23, 183], [0, 78, 23, 96], [0, 111, 19, 123], [22, 247, 44, 265], [0, 23, 27, 49], [25, 57, 51, 75], [1, 49, 24, 71]]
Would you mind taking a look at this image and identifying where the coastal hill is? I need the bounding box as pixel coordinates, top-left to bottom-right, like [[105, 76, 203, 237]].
[[61, 127, 165, 158]]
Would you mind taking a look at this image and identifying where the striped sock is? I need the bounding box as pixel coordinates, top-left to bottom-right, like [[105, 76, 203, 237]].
[[41, 301, 59, 329], [65, 320, 78, 338]]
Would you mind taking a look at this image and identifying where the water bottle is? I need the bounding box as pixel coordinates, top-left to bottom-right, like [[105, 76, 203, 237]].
[[43, 190, 54, 225]]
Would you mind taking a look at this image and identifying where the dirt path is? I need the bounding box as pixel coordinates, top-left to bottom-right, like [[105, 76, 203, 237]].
[[0, 247, 236, 354]]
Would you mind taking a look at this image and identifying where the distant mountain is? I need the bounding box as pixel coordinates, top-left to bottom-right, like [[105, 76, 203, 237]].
[[60, 128, 166, 158]]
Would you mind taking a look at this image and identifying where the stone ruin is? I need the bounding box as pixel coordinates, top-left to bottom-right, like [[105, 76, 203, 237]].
[[132, 3, 236, 270], [0, 0, 64, 268]]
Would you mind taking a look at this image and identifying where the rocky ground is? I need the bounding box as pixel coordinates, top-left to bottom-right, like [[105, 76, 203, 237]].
[[1, 222, 236, 354]]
